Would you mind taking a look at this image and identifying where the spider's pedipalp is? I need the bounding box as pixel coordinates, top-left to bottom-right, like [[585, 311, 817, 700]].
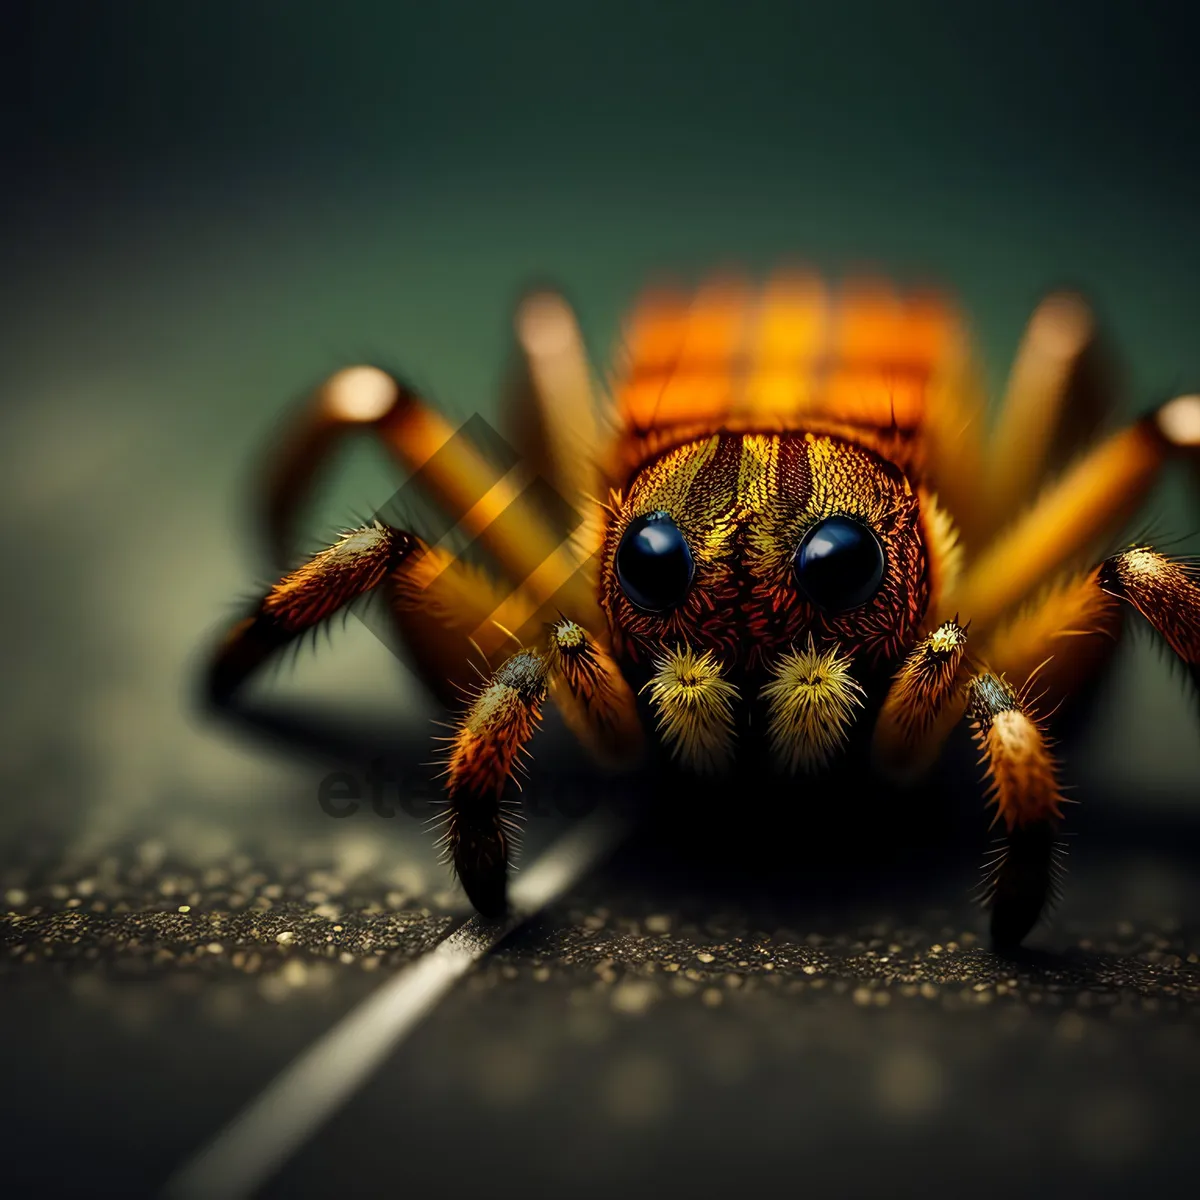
[[872, 620, 969, 781], [546, 618, 644, 768]]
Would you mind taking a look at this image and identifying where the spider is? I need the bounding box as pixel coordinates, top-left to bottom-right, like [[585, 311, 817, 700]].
[[206, 274, 1200, 947]]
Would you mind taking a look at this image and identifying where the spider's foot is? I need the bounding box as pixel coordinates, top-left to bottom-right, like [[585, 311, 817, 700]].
[[452, 828, 511, 918], [984, 822, 1065, 950], [204, 614, 293, 708]]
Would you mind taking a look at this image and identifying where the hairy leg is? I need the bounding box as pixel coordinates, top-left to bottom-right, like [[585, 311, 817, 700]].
[[441, 651, 549, 915], [207, 522, 420, 704], [942, 395, 1200, 634], [442, 622, 643, 914], [1099, 547, 1200, 688], [206, 516, 538, 707], [966, 672, 1067, 947], [253, 364, 600, 627], [942, 547, 1197, 946]]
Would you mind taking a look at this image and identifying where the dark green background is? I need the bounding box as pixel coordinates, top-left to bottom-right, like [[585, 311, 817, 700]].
[[3, 0, 1198, 822]]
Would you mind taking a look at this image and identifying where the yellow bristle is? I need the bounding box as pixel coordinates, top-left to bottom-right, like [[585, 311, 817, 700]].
[[762, 638, 866, 773], [643, 645, 738, 773]]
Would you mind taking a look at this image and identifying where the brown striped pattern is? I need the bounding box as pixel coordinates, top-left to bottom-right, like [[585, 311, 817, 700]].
[[599, 431, 929, 673]]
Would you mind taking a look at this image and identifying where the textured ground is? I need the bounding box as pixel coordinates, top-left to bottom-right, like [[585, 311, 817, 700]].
[[3, 764, 1199, 1199]]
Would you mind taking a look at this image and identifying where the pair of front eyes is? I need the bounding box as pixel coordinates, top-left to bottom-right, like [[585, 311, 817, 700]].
[[615, 510, 887, 614]]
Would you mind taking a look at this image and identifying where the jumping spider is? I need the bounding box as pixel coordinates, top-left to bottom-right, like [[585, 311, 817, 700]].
[[207, 276, 1200, 946]]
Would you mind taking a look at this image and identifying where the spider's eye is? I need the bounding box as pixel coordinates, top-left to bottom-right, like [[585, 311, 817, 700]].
[[616, 510, 695, 613], [793, 516, 886, 612]]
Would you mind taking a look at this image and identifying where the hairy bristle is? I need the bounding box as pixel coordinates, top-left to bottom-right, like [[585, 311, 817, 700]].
[[643, 645, 738, 772], [1100, 547, 1200, 666], [919, 491, 965, 615], [967, 674, 1064, 830], [883, 621, 967, 743], [761, 638, 866, 773], [547, 618, 645, 767], [443, 652, 548, 801], [263, 522, 411, 631]]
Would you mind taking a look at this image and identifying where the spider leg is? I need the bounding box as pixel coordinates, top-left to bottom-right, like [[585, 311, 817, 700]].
[[206, 519, 535, 706], [980, 547, 1200, 710], [258, 367, 401, 568], [875, 641, 1073, 947], [1097, 548, 1200, 690], [942, 394, 1200, 634], [977, 568, 1124, 718], [387, 544, 545, 706], [256, 365, 600, 628], [443, 621, 643, 914], [905, 547, 1199, 947], [966, 671, 1067, 948], [502, 290, 602, 544], [976, 292, 1113, 543], [207, 522, 420, 704], [442, 650, 549, 916], [887, 544, 1199, 782], [920, 299, 990, 554]]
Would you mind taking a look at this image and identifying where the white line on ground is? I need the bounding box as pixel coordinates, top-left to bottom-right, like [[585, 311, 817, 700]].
[[160, 811, 626, 1200]]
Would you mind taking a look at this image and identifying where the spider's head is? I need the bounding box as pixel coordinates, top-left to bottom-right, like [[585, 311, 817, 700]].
[[598, 431, 933, 770]]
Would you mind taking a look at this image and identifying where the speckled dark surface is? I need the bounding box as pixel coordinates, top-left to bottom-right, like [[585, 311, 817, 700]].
[[3, 764, 1199, 1199]]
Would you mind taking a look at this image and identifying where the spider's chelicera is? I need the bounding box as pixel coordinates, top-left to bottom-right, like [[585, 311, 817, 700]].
[[205, 278, 1200, 948]]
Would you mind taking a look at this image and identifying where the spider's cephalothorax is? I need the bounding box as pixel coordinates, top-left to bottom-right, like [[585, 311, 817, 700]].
[[207, 277, 1200, 945], [598, 431, 932, 773], [601, 432, 930, 672]]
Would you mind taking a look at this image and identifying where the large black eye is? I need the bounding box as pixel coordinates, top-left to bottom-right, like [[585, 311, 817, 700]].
[[616, 510, 695, 613], [793, 515, 886, 612]]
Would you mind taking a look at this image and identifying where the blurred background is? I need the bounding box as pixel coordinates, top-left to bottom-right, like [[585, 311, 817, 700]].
[[2, 3, 1199, 1197]]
